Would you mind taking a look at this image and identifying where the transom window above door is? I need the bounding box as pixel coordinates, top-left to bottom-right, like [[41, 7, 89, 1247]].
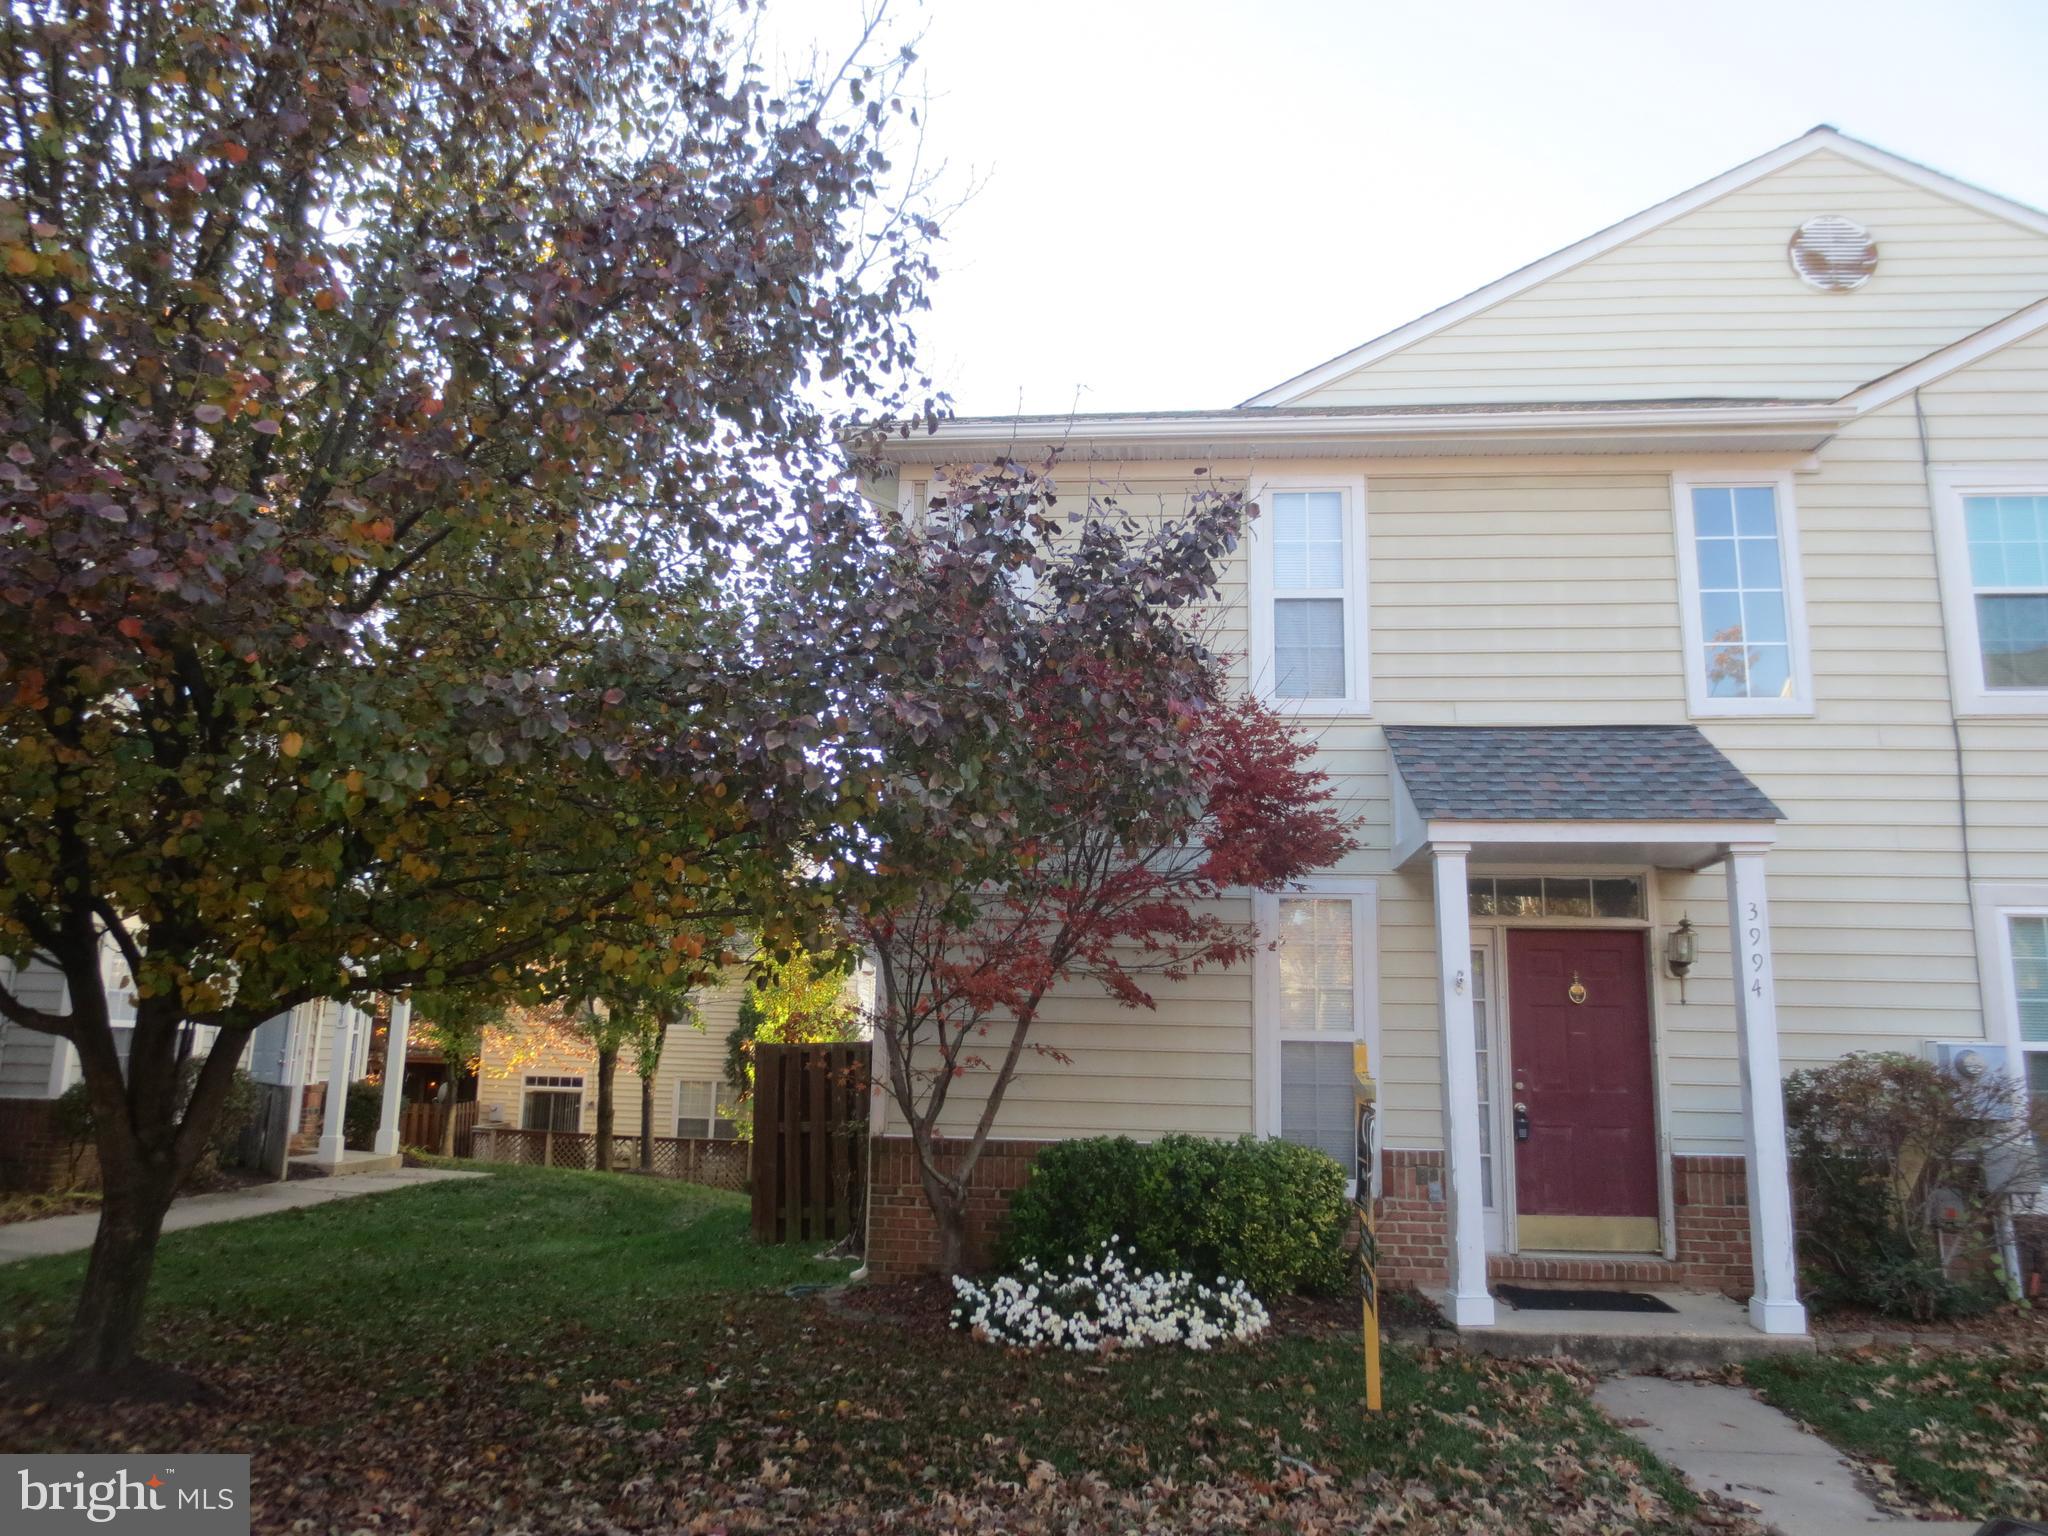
[[1672, 474, 1812, 716], [1468, 874, 1644, 921], [1249, 478, 1369, 713]]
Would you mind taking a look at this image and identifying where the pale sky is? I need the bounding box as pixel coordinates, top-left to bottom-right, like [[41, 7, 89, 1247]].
[[769, 0, 2048, 417]]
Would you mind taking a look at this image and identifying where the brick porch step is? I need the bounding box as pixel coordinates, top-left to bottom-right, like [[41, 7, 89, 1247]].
[[1487, 1252, 1700, 1292]]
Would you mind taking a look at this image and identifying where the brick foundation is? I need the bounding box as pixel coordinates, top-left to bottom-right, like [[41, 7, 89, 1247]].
[[862, 1136, 1759, 1297], [1670, 1154, 1753, 1296], [289, 1083, 327, 1153], [0, 1098, 96, 1193], [1375, 1148, 1450, 1287], [864, 1137, 1055, 1277]]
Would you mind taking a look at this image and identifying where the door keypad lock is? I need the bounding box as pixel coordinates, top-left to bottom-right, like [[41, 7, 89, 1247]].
[[1513, 1101, 1531, 1141]]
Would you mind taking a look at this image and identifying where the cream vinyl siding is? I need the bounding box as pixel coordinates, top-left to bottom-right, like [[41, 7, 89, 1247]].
[[475, 980, 747, 1138], [876, 422, 2024, 1158], [1296, 150, 2048, 408], [0, 959, 67, 1098], [875, 935, 1257, 1140]]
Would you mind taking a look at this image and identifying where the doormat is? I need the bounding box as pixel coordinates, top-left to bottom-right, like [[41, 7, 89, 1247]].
[[1495, 1285, 1677, 1314]]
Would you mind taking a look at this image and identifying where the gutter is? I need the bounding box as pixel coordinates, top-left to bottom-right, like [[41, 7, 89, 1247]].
[[870, 402, 1849, 465]]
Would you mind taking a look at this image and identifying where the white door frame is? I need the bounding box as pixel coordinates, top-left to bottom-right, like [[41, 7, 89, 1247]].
[[1465, 865, 1667, 1258]]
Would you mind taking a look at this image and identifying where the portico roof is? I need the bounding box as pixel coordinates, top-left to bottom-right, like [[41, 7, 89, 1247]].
[[1386, 725, 1782, 871]]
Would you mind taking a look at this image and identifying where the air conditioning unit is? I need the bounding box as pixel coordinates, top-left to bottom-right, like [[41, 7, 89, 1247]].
[[1922, 1040, 2018, 1116]]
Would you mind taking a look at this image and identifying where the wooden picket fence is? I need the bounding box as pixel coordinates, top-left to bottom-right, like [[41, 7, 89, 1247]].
[[750, 1042, 869, 1246], [398, 1100, 478, 1157], [468, 1125, 749, 1191]]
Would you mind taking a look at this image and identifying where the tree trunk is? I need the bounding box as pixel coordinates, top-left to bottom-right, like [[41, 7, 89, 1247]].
[[595, 1043, 617, 1172], [61, 1157, 178, 1373], [640, 1075, 655, 1172], [59, 1001, 247, 1377], [914, 1155, 971, 1277], [436, 1066, 457, 1158]]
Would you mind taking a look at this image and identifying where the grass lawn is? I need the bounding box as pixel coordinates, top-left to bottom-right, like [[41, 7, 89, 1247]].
[[0, 1164, 1710, 1534], [1744, 1339, 2048, 1518]]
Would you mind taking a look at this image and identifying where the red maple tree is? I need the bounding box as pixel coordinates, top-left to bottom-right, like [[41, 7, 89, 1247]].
[[844, 466, 1356, 1274]]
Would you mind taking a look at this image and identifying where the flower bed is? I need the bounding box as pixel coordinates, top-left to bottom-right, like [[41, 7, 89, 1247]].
[[950, 1240, 1270, 1353]]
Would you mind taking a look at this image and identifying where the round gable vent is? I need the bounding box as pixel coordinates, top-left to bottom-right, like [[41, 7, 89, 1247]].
[[1789, 215, 1877, 291]]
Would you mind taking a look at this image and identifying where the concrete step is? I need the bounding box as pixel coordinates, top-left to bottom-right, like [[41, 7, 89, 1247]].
[[288, 1149, 403, 1178], [1430, 1289, 1816, 1372]]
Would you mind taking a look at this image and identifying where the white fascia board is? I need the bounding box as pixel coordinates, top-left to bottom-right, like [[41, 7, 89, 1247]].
[[1836, 297, 2048, 415], [1243, 127, 2048, 410], [872, 402, 1848, 466], [1394, 818, 1779, 871]]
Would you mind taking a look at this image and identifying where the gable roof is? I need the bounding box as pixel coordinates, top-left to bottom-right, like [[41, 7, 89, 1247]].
[[1242, 127, 2048, 409], [1384, 725, 1784, 824]]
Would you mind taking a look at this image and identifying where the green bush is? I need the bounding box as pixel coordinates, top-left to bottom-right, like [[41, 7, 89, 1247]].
[[1001, 1134, 1350, 1297], [53, 1063, 262, 1177], [1785, 1051, 2042, 1321], [344, 1078, 383, 1150]]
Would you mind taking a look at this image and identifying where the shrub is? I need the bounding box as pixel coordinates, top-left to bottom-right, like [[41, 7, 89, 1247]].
[[1001, 1134, 1350, 1297], [1784, 1051, 2043, 1321], [951, 1240, 1270, 1352], [54, 1064, 262, 1178], [344, 1079, 383, 1150]]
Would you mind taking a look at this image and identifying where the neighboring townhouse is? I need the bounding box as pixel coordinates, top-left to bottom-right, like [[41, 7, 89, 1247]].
[[863, 126, 2048, 1338], [473, 975, 752, 1144], [2, 945, 402, 1188]]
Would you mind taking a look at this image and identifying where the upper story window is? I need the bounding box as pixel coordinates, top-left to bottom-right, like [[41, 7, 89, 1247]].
[[1931, 469, 2048, 715], [1672, 472, 1812, 716], [1249, 477, 1369, 712]]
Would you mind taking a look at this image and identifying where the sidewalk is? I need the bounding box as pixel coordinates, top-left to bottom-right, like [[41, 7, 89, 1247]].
[[1593, 1374, 1981, 1536], [0, 1167, 483, 1265]]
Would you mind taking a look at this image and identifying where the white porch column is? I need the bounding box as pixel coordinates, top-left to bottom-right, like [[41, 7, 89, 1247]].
[[1724, 843, 1807, 1336], [316, 1002, 353, 1163], [373, 997, 412, 1157], [1432, 842, 1494, 1327]]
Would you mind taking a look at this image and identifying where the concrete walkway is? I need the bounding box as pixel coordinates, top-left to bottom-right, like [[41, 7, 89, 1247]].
[[0, 1167, 482, 1264], [1594, 1374, 1981, 1536]]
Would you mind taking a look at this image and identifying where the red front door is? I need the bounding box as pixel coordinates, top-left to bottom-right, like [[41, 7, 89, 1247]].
[[1507, 929, 1659, 1249]]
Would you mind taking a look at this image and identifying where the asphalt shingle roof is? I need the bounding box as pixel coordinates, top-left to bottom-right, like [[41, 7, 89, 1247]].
[[1384, 725, 1783, 823]]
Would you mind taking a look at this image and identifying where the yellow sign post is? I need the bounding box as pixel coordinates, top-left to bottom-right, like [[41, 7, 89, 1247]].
[[1354, 1041, 1382, 1412]]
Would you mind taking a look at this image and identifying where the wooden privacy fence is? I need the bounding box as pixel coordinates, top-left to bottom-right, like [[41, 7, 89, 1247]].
[[468, 1125, 749, 1192], [398, 1100, 478, 1157], [751, 1042, 869, 1246]]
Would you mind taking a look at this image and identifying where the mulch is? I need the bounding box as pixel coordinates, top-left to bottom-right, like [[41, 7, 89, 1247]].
[[827, 1276, 957, 1337]]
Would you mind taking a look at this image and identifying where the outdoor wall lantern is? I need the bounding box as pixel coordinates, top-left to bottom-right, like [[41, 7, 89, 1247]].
[[1665, 916, 1698, 1001]]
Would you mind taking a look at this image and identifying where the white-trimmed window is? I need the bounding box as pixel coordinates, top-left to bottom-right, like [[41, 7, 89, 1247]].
[[1672, 472, 1811, 715], [675, 1078, 739, 1141], [1255, 881, 1378, 1189], [1931, 469, 2048, 714], [1471, 946, 1493, 1211], [521, 1074, 584, 1132], [1249, 477, 1369, 712], [2007, 913, 2048, 1145], [1977, 883, 2048, 1175]]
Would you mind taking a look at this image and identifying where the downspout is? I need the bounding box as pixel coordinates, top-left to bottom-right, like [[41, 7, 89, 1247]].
[[1913, 391, 1984, 939], [1912, 390, 2019, 1292]]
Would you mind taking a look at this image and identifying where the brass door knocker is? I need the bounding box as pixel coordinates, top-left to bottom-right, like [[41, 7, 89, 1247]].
[[1567, 971, 1588, 1005]]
